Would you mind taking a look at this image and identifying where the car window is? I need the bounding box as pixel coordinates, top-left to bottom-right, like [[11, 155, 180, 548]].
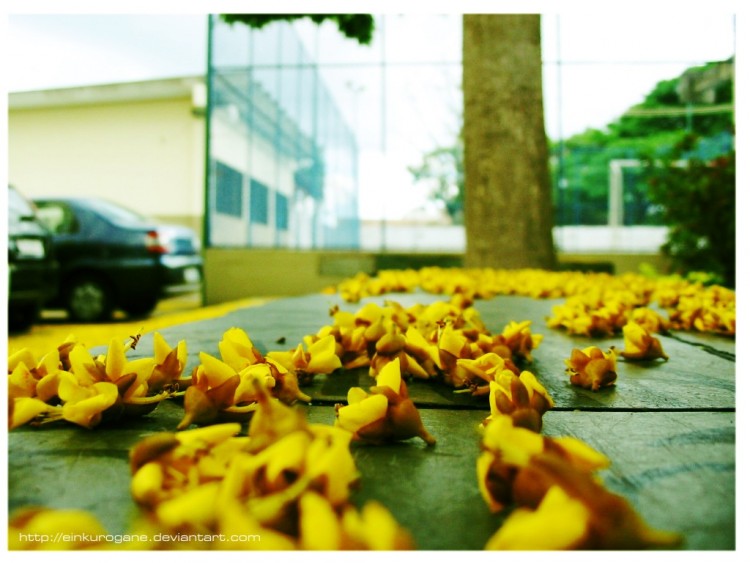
[[85, 199, 152, 225], [8, 186, 36, 220], [35, 202, 80, 235]]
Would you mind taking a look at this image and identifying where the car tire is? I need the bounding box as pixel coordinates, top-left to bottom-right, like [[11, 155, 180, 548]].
[[65, 275, 113, 322]]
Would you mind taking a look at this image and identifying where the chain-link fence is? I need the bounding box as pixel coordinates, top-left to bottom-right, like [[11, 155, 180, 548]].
[[205, 14, 735, 253]]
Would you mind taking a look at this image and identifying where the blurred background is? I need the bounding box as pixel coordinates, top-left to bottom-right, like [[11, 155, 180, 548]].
[[7, 12, 737, 308]]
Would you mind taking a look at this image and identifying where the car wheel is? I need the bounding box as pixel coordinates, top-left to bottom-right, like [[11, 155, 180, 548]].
[[65, 275, 113, 322], [123, 297, 158, 319]]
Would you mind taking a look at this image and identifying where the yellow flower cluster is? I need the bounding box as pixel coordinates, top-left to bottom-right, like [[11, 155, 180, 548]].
[[327, 267, 595, 302], [326, 267, 735, 337], [652, 281, 735, 335], [9, 266, 718, 551], [8, 333, 186, 430], [10, 388, 414, 550], [295, 299, 543, 392], [8, 327, 332, 431], [477, 415, 682, 550], [177, 327, 314, 429]]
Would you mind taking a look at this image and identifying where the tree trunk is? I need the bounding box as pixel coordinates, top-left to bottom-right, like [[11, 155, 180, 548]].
[[462, 14, 557, 269]]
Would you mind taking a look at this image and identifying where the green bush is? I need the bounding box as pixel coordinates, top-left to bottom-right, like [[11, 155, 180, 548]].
[[643, 134, 735, 288]]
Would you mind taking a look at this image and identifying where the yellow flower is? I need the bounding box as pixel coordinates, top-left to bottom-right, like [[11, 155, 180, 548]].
[[246, 386, 309, 453], [403, 326, 442, 377], [629, 307, 670, 334], [340, 501, 414, 550], [148, 332, 189, 393], [620, 321, 669, 361], [498, 320, 544, 362], [476, 415, 545, 512], [306, 334, 343, 374], [130, 422, 243, 507], [455, 352, 512, 389], [485, 369, 554, 432], [335, 358, 436, 445], [565, 346, 618, 391], [485, 486, 589, 550], [177, 353, 259, 429], [58, 373, 120, 429], [9, 397, 63, 429], [9, 507, 109, 550], [305, 425, 359, 506], [218, 327, 264, 371]]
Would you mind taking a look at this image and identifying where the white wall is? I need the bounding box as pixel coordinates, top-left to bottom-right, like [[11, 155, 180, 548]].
[[9, 96, 204, 227], [359, 222, 668, 254]]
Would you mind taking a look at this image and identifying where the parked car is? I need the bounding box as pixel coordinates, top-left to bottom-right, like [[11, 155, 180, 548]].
[[32, 197, 204, 322], [8, 186, 59, 331]]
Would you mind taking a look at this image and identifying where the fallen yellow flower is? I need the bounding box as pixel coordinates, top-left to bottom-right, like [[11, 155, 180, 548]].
[[620, 321, 669, 361], [565, 346, 618, 391], [335, 357, 436, 445]]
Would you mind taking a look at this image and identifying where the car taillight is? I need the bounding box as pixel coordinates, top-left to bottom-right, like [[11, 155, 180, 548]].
[[145, 230, 169, 254]]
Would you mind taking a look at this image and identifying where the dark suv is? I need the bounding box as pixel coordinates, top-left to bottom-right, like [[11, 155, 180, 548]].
[[8, 186, 59, 331], [33, 197, 204, 322]]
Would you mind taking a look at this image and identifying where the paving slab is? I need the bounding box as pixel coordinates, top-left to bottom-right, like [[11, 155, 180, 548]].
[[8, 291, 736, 550]]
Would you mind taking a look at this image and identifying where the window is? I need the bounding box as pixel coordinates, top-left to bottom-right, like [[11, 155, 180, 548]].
[[276, 192, 289, 230], [215, 161, 243, 217], [250, 179, 269, 224], [34, 202, 80, 235]]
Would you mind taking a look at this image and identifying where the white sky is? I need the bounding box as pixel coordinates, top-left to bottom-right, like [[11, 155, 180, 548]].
[[3, 3, 742, 220]]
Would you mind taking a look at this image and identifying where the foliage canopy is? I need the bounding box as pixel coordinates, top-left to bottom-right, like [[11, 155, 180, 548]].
[[220, 14, 375, 45]]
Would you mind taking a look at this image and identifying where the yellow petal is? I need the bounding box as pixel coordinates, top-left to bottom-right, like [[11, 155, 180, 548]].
[[306, 334, 343, 374], [10, 397, 61, 429], [61, 381, 119, 428], [336, 394, 388, 435], [155, 482, 221, 528], [485, 486, 589, 550], [346, 386, 369, 405], [67, 344, 100, 385], [130, 461, 164, 506], [299, 492, 341, 550], [552, 436, 611, 472], [375, 357, 402, 394], [219, 327, 260, 371], [305, 432, 359, 506], [262, 431, 311, 487], [482, 415, 544, 466], [105, 337, 127, 379], [439, 324, 467, 357], [358, 501, 413, 550], [9, 508, 108, 549], [152, 331, 171, 363], [476, 450, 503, 512], [8, 362, 37, 399], [122, 357, 157, 400], [199, 352, 238, 387], [176, 422, 242, 446], [7, 348, 37, 373], [216, 499, 296, 550]]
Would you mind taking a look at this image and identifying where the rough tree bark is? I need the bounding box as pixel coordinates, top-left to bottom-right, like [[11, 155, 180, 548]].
[[462, 14, 557, 269]]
